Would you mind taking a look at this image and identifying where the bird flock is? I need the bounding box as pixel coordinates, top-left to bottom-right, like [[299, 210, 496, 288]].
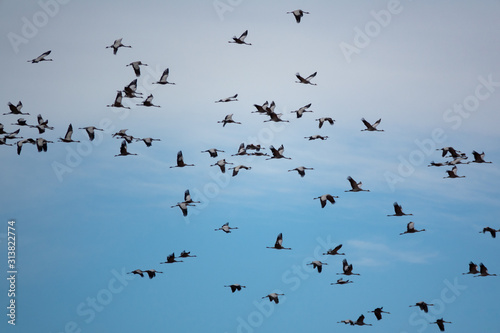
[[4, 7, 497, 332]]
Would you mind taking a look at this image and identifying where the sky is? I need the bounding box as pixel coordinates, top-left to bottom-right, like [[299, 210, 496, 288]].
[[1, 0, 500, 332]]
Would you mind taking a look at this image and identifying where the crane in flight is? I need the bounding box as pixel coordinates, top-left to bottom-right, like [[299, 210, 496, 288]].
[[218, 114, 241, 127], [262, 293, 284, 304], [337, 259, 360, 276], [400, 222, 426, 235], [288, 166, 313, 177], [210, 159, 233, 173], [224, 284, 246, 293], [215, 94, 238, 103], [313, 194, 338, 208], [387, 202, 413, 216], [153, 68, 176, 85], [126, 61, 148, 77], [106, 38, 131, 54], [59, 124, 80, 143], [409, 301, 434, 313], [28, 50, 52, 63], [228, 30, 252, 45], [345, 176, 370, 192], [296, 72, 317, 85], [170, 151, 194, 168], [361, 118, 384, 131], [368, 307, 390, 320], [215, 222, 238, 233], [114, 140, 137, 157], [430, 318, 452, 332], [266, 233, 291, 250], [287, 9, 310, 23], [323, 244, 345, 256], [5, 101, 28, 115], [307, 260, 327, 273]]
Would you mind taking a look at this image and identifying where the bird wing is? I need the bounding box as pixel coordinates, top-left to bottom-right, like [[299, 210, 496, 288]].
[[372, 118, 381, 128], [275, 233, 283, 247], [119, 140, 127, 155], [239, 30, 248, 41], [347, 176, 358, 189], [65, 124, 74, 140], [361, 118, 373, 129], [305, 72, 317, 81], [394, 202, 403, 215], [184, 190, 191, 202], [177, 151, 184, 164], [145, 94, 154, 103], [407, 222, 415, 231]]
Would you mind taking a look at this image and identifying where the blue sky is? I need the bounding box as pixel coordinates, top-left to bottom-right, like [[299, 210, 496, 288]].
[[1, 1, 500, 332]]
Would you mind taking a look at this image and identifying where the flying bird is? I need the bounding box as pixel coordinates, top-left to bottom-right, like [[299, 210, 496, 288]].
[[106, 38, 131, 54], [28, 50, 52, 63], [437, 147, 465, 159], [215, 222, 238, 233], [58, 124, 80, 143], [202, 148, 224, 158], [143, 269, 163, 279], [400, 222, 426, 235], [79, 126, 104, 141], [135, 137, 160, 147], [179, 251, 196, 258], [409, 301, 434, 313], [183, 189, 200, 205], [266, 233, 291, 250], [262, 293, 284, 304], [430, 318, 452, 332], [3, 129, 22, 140], [12, 118, 29, 126], [264, 112, 289, 123], [354, 315, 372, 326], [160, 253, 183, 264], [368, 307, 390, 320], [153, 68, 175, 85], [232, 143, 248, 156], [428, 161, 447, 167], [443, 166, 465, 179], [345, 176, 370, 192], [15, 138, 35, 155], [296, 72, 317, 85], [107, 91, 130, 109], [218, 114, 241, 127], [114, 140, 137, 157], [229, 165, 251, 177], [170, 151, 194, 168], [331, 278, 353, 285], [313, 194, 338, 208], [290, 103, 313, 118], [388, 202, 413, 216], [252, 101, 270, 114], [479, 227, 499, 238], [126, 61, 148, 77], [307, 260, 327, 273], [5, 101, 28, 115], [123, 79, 143, 98], [137, 94, 160, 107], [171, 202, 194, 217], [210, 159, 233, 173], [337, 319, 354, 325], [323, 244, 345, 256], [228, 30, 252, 45], [127, 269, 144, 277], [305, 135, 328, 141], [35, 138, 52, 152], [288, 166, 313, 177], [469, 151, 492, 164], [215, 94, 238, 103], [315, 117, 334, 128], [287, 9, 309, 23], [462, 261, 479, 275], [337, 259, 360, 276], [224, 284, 246, 293], [266, 145, 291, 160], [361, 118, 384, 131], [474, 263, 497, 277]]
